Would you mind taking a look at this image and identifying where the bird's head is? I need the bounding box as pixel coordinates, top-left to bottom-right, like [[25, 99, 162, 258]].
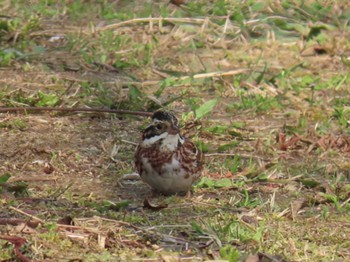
[[142, 110, 180, 140]]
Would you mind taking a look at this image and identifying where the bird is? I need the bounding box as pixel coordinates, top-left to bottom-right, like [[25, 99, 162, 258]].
[[135, 110, 203, 195], [169, 0, 187, 6]]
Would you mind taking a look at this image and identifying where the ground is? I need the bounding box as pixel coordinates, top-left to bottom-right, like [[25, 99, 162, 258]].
[[0, 1, 350, 261]]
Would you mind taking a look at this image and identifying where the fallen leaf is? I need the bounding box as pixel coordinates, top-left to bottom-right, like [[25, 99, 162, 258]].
[[241, 215, 258, 225], [291, 198, 306, 219], [43, 162, 55, 174], [15, 223, 37, 234], [161, 254, 179, 262], [143, 198, 168, 210], [258, 251, 288, 262], [244, 254, 260, 262], [119, 173, 141, 181], [0, 218, 39, 228], [277, 132, 301, 151]]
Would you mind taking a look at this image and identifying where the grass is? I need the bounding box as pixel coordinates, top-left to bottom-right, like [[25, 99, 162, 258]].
[[0, 0, 350, 261]]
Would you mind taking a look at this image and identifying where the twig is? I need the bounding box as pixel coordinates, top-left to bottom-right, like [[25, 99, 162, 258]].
[[258, 252, 285, 262], [121, 139, 138, 146], [95, 217, 142, 231], [9, 206, 45, 224], [50, 182, 74, 199], [139, 68, 248, 87], [191, 200, 248, 213], [15, 197, 57, 204], [340, 197, 350, 208], [178, 69, 248, 80], [0, 218, 39, 228], [0, 235, 31, 262], [0, 107, 153, 117], [9, 176, 60, 182], [94, 17, 219, 32], [89, 216, 195, 248], [205, 153, 268, 161], [145, 224, 191, 230], [30, 28, 84, 37], [60, 69, 249, 87], [55, 224, 98, 234]]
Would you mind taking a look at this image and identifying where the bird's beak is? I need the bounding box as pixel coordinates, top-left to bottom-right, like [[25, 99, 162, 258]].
[[173, 125, 179, 132]]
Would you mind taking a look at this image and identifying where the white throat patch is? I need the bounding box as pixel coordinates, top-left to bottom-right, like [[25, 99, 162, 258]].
[[142, 132, 184, 152], [142, 132, 168, 147], [161, 133, 183, 151]]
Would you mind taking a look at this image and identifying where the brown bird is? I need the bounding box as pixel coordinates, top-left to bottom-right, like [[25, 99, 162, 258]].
[[135, 110, 203, 195], [169, 0, 187, 6]]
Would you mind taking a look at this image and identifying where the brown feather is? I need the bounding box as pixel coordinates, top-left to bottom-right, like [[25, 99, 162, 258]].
[[134, 110, 203, 194]]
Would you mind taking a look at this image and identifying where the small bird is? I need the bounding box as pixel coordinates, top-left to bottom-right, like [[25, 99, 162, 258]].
[[135, 110, 203, 195], [169, 0, 187, 6]]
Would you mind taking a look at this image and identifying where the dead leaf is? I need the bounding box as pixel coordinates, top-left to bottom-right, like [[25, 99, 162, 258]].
[[119, 173, 141, 181], [258, 252, 288, 262], [290, 198, 306, 219], [209, 171, 234, 179], [301, 44, 327, 56], [317, 134, 350, 152], [143, 198, 168, 210], [241, 215, 258, 225], [161, 254, 179, 262], [244, 254, 260, 262], [277, 132, 301, 151], [15, 223, 37, 234], [0, 218, 39, 228], [43, 162, 55, 174]]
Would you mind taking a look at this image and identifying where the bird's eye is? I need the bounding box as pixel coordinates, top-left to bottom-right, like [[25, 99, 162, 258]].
[[156, 124, 162, 130]]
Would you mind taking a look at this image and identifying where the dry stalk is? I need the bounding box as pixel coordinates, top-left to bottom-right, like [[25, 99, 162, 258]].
[[93, 17, 221, 32], [0, 107, 153, 117], [205, 153, 268, 161], [9, 206, 45, 224], [178, 69, 248, 80], [140, 68, 249, 87]]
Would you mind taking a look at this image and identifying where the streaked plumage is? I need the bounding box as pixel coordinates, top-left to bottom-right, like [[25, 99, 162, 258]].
[[135, 111, 203, 195]]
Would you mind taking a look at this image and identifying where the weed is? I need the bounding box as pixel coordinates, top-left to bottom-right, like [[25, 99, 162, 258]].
[[205, 212, 263, 247], [196, 177, 233, 189], [321, 206, 330, 220], [41, 223, 59, 242], [224, 155, 242, 174], [1, 89, 60, 107], [0, 119, 28, 130], [0, 173, 11, 193], [227, 94, 282, 113], [332, 107, 350, 128], [0, 244, 12, 261], [220, 245, 240, 262], [196, 141, 210, 153], [194, 99, 219, 120], [22, 15, 41, 36], [218, 141, 240, 152], [0, 49, 17, 66], [238, 189, 261, 208]]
